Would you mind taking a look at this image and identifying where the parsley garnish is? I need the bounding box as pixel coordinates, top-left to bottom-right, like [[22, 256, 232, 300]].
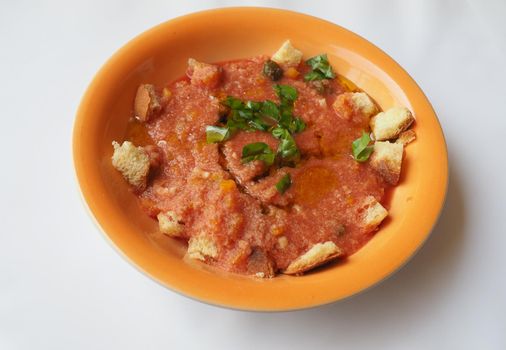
[[241, 142, 275, 166], [275, 173, 291, 194], [304, 54, 336, 81], [352, 131, 374, 162]]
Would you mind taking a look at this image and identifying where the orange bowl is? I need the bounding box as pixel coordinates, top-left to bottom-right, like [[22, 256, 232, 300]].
[[73, 7, 448, 311]]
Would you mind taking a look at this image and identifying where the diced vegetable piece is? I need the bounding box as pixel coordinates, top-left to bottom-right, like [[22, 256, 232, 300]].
[[263, 60, 283, 81]]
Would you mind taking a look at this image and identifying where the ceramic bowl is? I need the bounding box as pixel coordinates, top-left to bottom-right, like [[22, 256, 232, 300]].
[[73, 7, 448, 311]]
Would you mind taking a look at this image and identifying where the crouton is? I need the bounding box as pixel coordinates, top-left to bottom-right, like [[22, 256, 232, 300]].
[[134, 84, 161, 122], [351, 92, 377, 117], [333, 92, 378, 122], [396, 129, 416, 146], [359, 196, 388, 230], [111, 141, 150, 190], [247, 247, 276, 278], [284, 241, 343, 275], [271, 40, 303, 67], [370, 107, 414, 141], [187, 58, 221, 88], [157, 211, 183, 237], [370, 141, 404, 185], [187, 234, 218, 261]]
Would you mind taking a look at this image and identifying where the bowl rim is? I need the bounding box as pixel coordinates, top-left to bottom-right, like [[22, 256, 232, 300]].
[[73, 6, 448, 311]]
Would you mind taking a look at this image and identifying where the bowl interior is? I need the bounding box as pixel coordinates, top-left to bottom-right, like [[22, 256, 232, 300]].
[[73, 8, 448, 311]]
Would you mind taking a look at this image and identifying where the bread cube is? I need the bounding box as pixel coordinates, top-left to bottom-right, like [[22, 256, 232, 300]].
[[360, 196, 388, 230], [284, 241, 342, 275], [271, 40, 303, 67], [370, 141, 404, 185], [370, 107, 414, 141], [333, 92, 378, 121], [187, 234, 218, 261], [134, 84, 161, 122], [396, 129, 416, 146], [157, 211, 183, 237], [111, 141, 150, 190], [187, 58, 221, 88]]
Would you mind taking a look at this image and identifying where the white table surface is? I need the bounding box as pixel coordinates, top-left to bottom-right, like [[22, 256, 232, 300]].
[[1, 0, 505, 349]]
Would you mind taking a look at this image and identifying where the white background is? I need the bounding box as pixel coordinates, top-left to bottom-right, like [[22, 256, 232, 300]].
[[1, 0, 505, 349]]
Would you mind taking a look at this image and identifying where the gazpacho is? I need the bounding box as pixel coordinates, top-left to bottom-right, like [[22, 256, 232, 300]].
[[111, 40, 416, 277]]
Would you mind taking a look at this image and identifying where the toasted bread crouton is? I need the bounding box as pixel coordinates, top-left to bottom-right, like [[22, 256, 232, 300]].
[[187, 58, 222, 88], [396, 129, 416, 146], [333, 92, 378, 122], [111, 141, 150, 190], [247, 247, 276, 278], [134, 84, 161, 122], [284, 241, 343, 275], [157, 211, 183, 237], [187, 234, 218, 261], [271, 40, 303, 67], [351, 92, 378, 117], [359, 196, 388, 230], [370, 107, 414, 141], [370, 141, 404, 185]]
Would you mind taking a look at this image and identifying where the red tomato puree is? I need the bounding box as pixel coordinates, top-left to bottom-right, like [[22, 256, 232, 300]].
[[124, 55, 389, 276]]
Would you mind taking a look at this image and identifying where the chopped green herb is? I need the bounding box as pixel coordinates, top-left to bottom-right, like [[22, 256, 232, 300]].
[[272, 127, 300, 164], [272, 84, 306, 133], [275, 173, 291, 194], [271, 126, 288, 139], [223, 96, 244, 110], [221, 97, 268, 133], [245, 100, 262, 111], [274, 84, 298, 104], [247, 118, 270, 132], [260, 100, 280, 122], [226, 117, 250, 132], [206, 125, 230, 143], [206, 85, 305, 166], [263, 60, 283, 81], [288, 117, 306, 133], [304, 54, 336, 81], [278, 137, 300, 163], [241, 142, 275, 166], [278, 108, 291, 128], [213, 86, 306, 137], [352, 131, 374, 162], [304, 71, 324, 82]]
